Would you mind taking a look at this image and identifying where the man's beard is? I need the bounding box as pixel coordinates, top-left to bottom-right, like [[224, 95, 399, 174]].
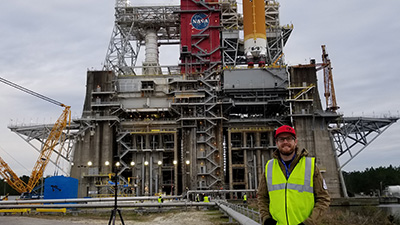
[[279, 146, 295, 156]]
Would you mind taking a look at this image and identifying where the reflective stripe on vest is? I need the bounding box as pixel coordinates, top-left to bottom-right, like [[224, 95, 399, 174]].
[[265, 157, 315, 225]]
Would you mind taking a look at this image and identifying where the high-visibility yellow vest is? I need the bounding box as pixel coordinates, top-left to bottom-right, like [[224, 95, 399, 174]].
[[203, 196, 209, 202], [243, 194, 247, 201], [265, 157, 315, 225]]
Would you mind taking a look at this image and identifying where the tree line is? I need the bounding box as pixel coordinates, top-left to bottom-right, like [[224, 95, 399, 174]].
[[0, 175, 30, 196], [343, 165, 400, 196]]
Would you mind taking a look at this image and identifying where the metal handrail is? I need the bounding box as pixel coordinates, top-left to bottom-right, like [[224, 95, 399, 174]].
[[216, 201, 261, 225]]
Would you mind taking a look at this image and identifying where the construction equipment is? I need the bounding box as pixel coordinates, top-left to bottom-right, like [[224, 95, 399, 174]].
[[314, 45, 339, 111], [321, 45, 339, 111], [0, 76, 71, 194], [1, 193, 9, 201]]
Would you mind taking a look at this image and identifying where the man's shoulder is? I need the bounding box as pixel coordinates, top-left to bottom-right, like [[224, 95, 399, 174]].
[[298, 148, 309, 157]]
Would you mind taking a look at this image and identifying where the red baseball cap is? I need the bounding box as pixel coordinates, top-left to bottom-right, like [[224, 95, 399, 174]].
[[274, 125, 296, 138]]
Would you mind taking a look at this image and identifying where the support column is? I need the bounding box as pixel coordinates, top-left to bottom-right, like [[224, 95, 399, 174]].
[[174, 132, 178, 195], [228, 129, 233, 191], [243, 132, 248, 189]]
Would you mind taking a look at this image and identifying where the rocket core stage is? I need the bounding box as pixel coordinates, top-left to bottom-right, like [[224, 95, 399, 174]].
[[243, 0, 267, 67]]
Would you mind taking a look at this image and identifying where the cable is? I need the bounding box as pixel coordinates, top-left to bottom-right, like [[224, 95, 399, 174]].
[[0, 76, 65, 107], [0, 144, 31, 175]]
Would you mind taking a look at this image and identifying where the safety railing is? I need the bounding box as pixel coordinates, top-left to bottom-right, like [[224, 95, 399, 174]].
[[216, 200, 261, 225]]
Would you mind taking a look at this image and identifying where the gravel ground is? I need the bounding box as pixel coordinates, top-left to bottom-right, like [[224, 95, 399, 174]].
[[0, 210, 220, 225]]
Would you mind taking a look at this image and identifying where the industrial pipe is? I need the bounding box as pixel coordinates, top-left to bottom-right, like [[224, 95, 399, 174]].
[[0, 195, 182, 205]]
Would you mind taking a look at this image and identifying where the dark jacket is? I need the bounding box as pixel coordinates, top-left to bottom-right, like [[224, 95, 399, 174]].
[[257, 148, 330, 225]]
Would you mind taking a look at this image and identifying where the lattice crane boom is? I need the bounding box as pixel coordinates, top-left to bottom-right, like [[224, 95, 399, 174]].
[[0, 76, 71, 194], [0, 156, 29, 193], [26, 106, 71, 191], [321, 45, 339, 112]]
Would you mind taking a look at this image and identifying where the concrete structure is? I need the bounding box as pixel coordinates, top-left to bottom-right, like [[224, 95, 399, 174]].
[[69, 0, 345, 198]]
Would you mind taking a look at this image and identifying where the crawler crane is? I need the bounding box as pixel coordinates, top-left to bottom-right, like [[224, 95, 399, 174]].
[[0, 77, 71, 195]]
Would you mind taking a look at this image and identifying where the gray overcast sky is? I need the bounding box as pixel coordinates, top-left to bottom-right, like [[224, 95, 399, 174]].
[[0, 0, 399, 177]]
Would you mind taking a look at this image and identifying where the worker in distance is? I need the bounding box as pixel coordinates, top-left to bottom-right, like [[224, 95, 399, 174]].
[[257, 125, 330, 225]]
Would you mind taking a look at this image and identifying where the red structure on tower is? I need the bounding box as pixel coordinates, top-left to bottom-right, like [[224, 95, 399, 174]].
[[180, 0, 221, 74]]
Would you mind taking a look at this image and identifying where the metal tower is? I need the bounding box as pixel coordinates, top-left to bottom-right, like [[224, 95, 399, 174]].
[[104, 0, 180, 75]]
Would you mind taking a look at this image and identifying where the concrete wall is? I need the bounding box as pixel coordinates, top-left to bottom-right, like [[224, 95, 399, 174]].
[[71, 71, 116, 197], [294, 118, 342, 198], [82, 71, 115, 118], [70, 122, 114, 197], [289, 65, 343, 198]]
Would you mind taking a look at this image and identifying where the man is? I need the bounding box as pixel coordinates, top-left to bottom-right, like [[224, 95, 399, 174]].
[[257, 125, 330, 225], [203, 194, 210, 202], [195, 194, 200, 202], [158, 195, 163, 203]]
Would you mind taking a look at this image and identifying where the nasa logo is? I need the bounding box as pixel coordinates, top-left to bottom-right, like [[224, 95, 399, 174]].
[[191, 13, 209, 30]]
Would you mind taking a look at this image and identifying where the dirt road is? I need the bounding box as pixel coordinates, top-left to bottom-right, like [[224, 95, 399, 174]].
[[0, 210, 221, 225]]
